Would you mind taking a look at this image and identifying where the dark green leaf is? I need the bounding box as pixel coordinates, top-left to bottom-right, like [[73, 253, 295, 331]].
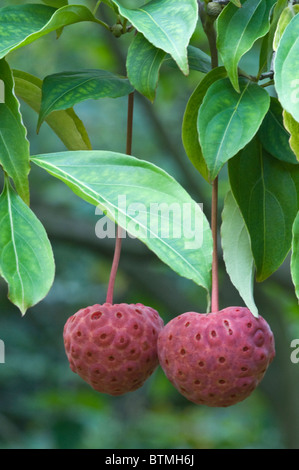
[[0, 179, 55, 315], [274, 13, 299, 123], [0, 4, 97, 59], [217, 0, 276, 91], [38, 70, 134, 131], [221, 191, 258, 317], [258, 97, 298, 164], [0, 59, 30, 204], [164, 45, 212, 74], [182, 67, 227, 183], [126, 33, 166, 102], [197, 77, 270, 181], [31, 150, 213, 307], [13, 70, 92, 151], [229, 138, 298, 282], [41, 0, 68, 7], [112, 0, 198, 75]]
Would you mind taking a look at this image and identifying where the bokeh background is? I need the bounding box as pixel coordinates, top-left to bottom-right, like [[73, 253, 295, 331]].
[[0, 0, 299, 449]]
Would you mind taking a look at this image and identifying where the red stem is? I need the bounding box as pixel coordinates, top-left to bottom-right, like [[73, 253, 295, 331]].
[[106, 92, 135, 304], [211, 177, 219, 312]]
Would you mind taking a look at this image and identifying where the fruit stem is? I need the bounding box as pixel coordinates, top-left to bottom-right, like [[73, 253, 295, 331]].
[[211, 177, 219, 312], [106, 92, 135, 304]]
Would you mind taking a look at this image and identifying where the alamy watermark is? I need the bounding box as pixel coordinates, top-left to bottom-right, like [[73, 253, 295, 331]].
[[290, 339, 299, 364], [0, 340, 4, 364], [95, 196, 205, 249], [0, 79, 4, 103]]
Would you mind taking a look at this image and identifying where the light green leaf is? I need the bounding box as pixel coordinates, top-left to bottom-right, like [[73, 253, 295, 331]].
[[230, 0, 242, 7], [126, 33, 166, 102], [0, 179, 55, 315], [41, 0, 68, 7], [197, 77, 270, 181], [274, 13, 299, 123], [217, 0, 276, 92], [0, 4, 98, 59], [258, 97, 298, 164], [283, 110, 299, 160], [273, 4, 299, 51], [291, 211, 299, 301], [229, 138, 298, 282], [259, 0, 288, 74], [13, 70, 92, 151], [38, 70, 134, 131], [0, 59, 30, 204], [221, 191, 258, 317], [182, 67, 227, 183], [30, 150, 213, 306], [111, 0, 198, 75], [164, 45, 211, 74]]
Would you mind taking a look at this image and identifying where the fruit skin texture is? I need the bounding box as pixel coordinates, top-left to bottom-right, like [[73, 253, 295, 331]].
[[157, 307, 275, 407], [63, 303, 164, 396]]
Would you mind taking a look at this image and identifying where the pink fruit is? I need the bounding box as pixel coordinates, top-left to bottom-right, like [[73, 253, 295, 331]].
[[157, 307, 275, 407], [63, 302, 164, 396]]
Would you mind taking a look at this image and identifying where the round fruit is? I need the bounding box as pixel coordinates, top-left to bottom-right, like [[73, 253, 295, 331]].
[[157, 307, 275, 407], [206, 2, 223, 17], [63, 302, 164, 396]]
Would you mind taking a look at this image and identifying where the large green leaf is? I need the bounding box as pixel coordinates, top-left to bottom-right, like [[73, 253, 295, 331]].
[[38, 70, 134, 130], [30, 150, 213, 306], [229, 138, 298, 282], [182, 67, 227, 183], [274, 13, 299, 123], [0, 4, 98, 59], [258, 97, 298, 164], [41, 0, 68, 7], [126, 33, 166, 102], [273, 4, 299, 51], [217, 0, 276, 91], [111, 0, 198, 75], [283, 110, 299, 160], [0, 179, 55, 315], [197, 77, 270, 181], [221, 191, 258, 317], [13, 70, 92, 151], [0, 59, 30, 204], [259, 0, 288, 74], [291, 211, 299, 301]]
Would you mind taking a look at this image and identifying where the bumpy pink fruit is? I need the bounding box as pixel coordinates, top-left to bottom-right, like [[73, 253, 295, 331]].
[[157, 307, 275, 407], [63, 303, 164, 395]]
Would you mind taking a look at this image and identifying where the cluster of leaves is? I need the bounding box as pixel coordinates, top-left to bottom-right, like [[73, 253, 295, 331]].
[[0, 0, 298, 317]]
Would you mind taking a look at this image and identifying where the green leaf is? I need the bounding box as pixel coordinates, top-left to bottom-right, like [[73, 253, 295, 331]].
[[164, 45, 212, 74], [0, 179, 55, 315], [126, 33, 166, 102], [41, 0, 68, 7], [230, 0, 242, 6], [258, 97, 298, 164], [0, 4, 98, 59], [13, 70, 92, 151], [217, 0, 276, 92], [291, 211, 299, 301], [38, 70, 133, 131], [30, 150, 213, 306], [111, 0, 198, 75], [182, 67, 227, 183], [221, 191, 258, 317], [259, 0, 288, 74], [0, 59, 30, 204], [274, 13, 299, 123], [273, 4, 299, 51], [197, 77, 270, 181], [229, 138, 298, 282], [283, 110, 299, 160]]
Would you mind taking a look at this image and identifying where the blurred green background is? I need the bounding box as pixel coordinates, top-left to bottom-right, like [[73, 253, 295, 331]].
[[0, 0, 299, 450]]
